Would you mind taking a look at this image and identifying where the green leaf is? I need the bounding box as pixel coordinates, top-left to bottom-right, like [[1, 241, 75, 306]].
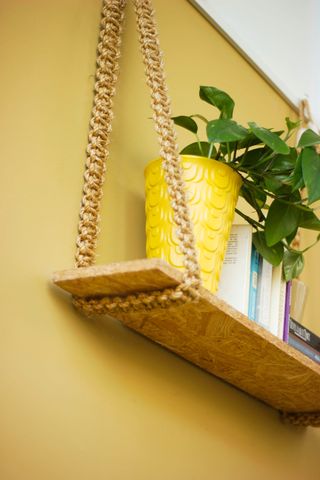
[[220, 132, 265, 156], [297, 129, 320, 148], [206, 119, 248, 143], [285, 117, 301, 132], [247, 185, 266, 208], [237, 147, 268, 169], [263, 174, 292, 195], [299, 209, 320, 231], [172, 116, 198, 134], [301, 147, 320, 204], [265, 200, 301, 246], [190, 114, 208, 124], [283, 251, 304, 281], [180, 141, 217, 158], [248, 122, 290, 154], [269, 148, 297, 173], [239, 184, 266, 222], [220, 142, 237, 155], [199, 86, 235, 119], [237, 132, 263, 149], [252, 231, 284, 266], [286, 228, 298, 246], [289, 190, 302, 203], [237, 130, 283, 152], [285, 152, 304, 192]]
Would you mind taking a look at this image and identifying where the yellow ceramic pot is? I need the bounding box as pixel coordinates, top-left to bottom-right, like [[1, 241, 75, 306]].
[[145, 155, 242, 294]]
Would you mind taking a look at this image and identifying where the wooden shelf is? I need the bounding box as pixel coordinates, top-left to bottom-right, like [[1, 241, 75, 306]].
[[53, 258, 320, 413]]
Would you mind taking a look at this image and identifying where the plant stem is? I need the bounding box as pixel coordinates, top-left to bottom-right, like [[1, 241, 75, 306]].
[[235, 208, 263, 230], [283, 127, 298, 143], [253, 150, 275, 169], [281, 240, 295, 252], [301, 234, 320, 253], [237, 145, 249, 167], [195, 134, 204, 156], [242, 178, 310, 212], [232, 142, 238, 162], [227, 143, 231, 162], [208, 142, 215, 159]]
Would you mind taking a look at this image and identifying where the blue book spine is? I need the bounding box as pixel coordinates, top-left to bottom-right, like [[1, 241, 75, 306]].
[[248, 244, 260, 321]]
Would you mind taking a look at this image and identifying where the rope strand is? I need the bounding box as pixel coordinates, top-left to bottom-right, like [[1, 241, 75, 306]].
[[75, 0, 201, 288], [281, 411, 320, 428], [74, 0, 201, 311], [133, 0, 201, 289], [75, 0, 127, 268]]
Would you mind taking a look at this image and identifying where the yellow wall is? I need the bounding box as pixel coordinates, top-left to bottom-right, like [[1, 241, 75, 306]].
[[1, 1, 319, 479], [301, 229, 320, 334]]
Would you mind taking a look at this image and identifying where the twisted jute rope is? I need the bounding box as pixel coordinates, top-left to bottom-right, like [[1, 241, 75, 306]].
[[75, 0, 126, 268], [281, 411, 320, 428], [73, 0, 201, 315]]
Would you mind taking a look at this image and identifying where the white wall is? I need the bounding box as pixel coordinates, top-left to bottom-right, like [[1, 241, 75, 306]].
[[189, 0, 320, 126]]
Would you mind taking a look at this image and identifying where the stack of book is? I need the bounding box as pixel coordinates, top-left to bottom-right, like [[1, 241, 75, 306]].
[[287, 279, 320, 363], [288, 318, 320, 364], [216, 224, 320, 364]]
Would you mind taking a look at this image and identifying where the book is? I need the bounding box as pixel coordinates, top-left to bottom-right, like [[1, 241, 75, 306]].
[[248, 244, 260, 321], [289, 318, 320, 352], [277, 277, 287, 339], [290, 279, 308, 324], [282, 280, 320, 362], [255, 257, 273, 330], [283, 281, 292, 342], [216, 224, 252, 315], [288, 333, 320, 364], [269, 264, 287, 337]]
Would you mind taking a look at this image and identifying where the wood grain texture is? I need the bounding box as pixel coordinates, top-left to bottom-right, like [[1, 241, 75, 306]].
[[52, 259, 320, 413], [52, 259, 181, 297]]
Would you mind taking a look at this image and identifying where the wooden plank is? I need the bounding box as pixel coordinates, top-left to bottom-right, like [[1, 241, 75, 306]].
[[52, 258, 182, 297], [52, 259, 320, 413]]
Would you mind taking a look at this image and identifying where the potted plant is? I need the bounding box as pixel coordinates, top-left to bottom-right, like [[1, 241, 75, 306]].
[[145, 86, 320, 294]]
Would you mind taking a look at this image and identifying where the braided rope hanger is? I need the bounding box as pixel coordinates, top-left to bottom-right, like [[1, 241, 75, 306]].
[[74, 0, 201, 316], [72, 0, 320, 427]]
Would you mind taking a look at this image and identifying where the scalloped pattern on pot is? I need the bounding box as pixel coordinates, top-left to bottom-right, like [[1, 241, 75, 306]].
[[145, 156, 242, 293]]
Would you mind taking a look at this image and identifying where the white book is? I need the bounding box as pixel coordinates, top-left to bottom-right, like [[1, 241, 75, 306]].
[[290, 279, 308, 323], [216, 224, 252, 315], [269, 264, 287, 337], [255, 258, 273, 330]]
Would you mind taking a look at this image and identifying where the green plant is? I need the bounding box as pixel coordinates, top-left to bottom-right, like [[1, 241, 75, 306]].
[[172, 86, 320, 280]]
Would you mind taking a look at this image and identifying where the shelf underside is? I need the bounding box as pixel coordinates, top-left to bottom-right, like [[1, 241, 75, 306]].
[[53, 258, 320, 413]]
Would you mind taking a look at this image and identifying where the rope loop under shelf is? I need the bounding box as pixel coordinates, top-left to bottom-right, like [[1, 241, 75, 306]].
[[281, 411, 320, 428], [73, 285, 200, 316]]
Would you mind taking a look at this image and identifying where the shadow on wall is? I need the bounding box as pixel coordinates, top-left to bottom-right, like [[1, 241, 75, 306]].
[[124, 188, 146, 260], [50, 285, 320, 460]]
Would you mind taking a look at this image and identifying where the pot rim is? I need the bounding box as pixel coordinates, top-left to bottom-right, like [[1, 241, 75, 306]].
[[144, 154, 241, 181]]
